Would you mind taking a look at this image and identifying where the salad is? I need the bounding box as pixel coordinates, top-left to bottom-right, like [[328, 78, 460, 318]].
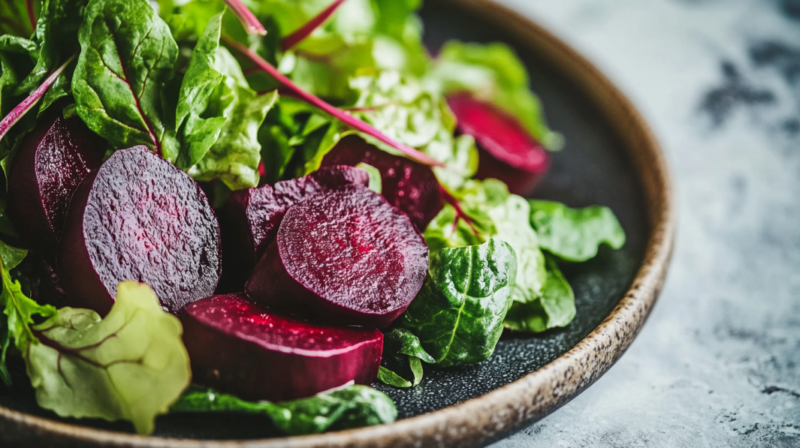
[[0, 0, 627, 437]]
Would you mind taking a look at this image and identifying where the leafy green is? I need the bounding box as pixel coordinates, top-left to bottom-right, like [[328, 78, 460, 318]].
[[504, 257, 576, 333], [171, 384, 397, 436], [356, 162, 381, 194], [400, 238, 516, 368], [432, 41, 562, 150], [377, 328, 434, 387], [529, 200, 626, 262], [0, 36, 36, 173], [0, 1, 37, 38], [72, 0, 179, 157], [24, 281, 191, 434]]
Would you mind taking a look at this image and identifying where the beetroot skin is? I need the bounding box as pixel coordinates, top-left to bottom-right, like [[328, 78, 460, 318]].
[[448, 93, 550, 196], [6, 115, 104, 258], [58, 146, 221, 315], [182, 294, 383, 401], [321, 135, 441, 230], [245, 187, 429, 328], [220, 165, 369, 290]]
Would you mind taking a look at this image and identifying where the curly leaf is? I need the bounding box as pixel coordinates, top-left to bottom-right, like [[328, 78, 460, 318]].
[[25, 281, 191, 434], [504, 257, 576, 332]]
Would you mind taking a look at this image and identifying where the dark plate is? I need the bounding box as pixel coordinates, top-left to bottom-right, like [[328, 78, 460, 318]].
[[0, 0, 675, 447]]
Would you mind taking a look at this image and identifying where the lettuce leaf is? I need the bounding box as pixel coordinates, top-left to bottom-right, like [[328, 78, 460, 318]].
[[504, 257, 576, 333]]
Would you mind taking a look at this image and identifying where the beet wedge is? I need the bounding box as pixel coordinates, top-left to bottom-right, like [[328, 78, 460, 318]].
[[58, 146, 221, 315], [322, 135, 441, 230], [448, 93, 550, 196], [182, 294, 383, 401], [246, 187, 429, 328], [6, 116, 104, 259], [220, 165, 369, 290]]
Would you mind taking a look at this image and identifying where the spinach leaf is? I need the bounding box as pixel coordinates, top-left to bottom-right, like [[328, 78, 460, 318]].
[[356, 162, 382, 194], [24, 281, 191, 434], [378, 328, 434, 388], [171, 384, 397, 436], [504, 257, 576, 332], [0, 1, 37, 38], [432, 41, 562, 150], [529, 200, 626, 262], [400, 238, 516, 368], [72, 0, 179, 158]]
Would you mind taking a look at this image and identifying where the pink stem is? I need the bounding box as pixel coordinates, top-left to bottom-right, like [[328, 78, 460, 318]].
[[0, 54, 76, 144], [221, 0, 266, 36], [223, 37, 444, 168], [281, 0, 347, 51], [439, 185, 478, 235]]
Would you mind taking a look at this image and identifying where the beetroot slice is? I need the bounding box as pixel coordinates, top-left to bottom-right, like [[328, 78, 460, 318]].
[[245, 187, 428, 328], [182, 294, 383, 401], [321, 136, 442, 230], [447, 93, 550, 196], [219, 165, 369, 291], [58, 146, 221, 315], [6, 115, 103, 258]]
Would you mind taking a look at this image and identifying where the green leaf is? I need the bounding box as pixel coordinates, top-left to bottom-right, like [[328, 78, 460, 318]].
[[72, 0, 179, 157], [432, 41, 562, 150], [0, 1, 37, 38], [24, 281, 191, 434], [504, 257, 576, 332], [171, 384, 397, 436], [378, 328, 434, 388], [356, 162, 381, 194], [529, 200, 626, 262], [400, 238, 516, 368]]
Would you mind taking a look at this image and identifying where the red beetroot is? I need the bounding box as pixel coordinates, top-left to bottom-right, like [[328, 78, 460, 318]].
[[6, 115, 104, 258], [58, 146, 221, 315], [220, 165, 369, 290], [245, 187, 428, 328], [321, 136, 442, 230], [448, 93, 550, 196], [182, 294, 383, 401]]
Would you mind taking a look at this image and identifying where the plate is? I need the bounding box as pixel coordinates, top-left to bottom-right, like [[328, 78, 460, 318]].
[[0, 0, 675, 446]]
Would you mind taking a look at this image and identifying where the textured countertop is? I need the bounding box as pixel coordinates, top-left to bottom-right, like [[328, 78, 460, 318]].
[[490, 1, 800, 447]]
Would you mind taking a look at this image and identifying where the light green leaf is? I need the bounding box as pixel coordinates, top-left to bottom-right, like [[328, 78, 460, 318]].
[[378, 366, 412, 388], [25, 281, 191, 434], [356, 162, 382, 193], [400, 238, 516, 368], [171, 384, 397, 436], [529, 200, 626, 262], [504, 257, 576, 332]]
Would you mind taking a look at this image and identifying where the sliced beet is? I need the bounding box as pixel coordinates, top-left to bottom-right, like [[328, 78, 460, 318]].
[[321, 135, 441, 230], [219, 165, 369, 291], [182, 294, 383, 401], [6, 115, 104, 258], [245, 187, 428, 328], [448, 93, 550, 196], [58, 146, 221, 315]]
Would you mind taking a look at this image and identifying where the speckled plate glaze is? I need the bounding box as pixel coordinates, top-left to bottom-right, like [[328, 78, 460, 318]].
[[0, 0, 675, 447]]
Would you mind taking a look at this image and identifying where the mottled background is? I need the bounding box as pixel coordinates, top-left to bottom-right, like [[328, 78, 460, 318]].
[[490, 0, 800, 446]]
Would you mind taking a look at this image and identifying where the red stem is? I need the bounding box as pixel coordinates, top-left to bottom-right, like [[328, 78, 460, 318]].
[[26, 0, 36, 33], [223, 36, 444, 168], [221, 0, 266, 36], [0, 54, 76, 143], [439, 185, 478, 235], [281, 0, 347, 51]]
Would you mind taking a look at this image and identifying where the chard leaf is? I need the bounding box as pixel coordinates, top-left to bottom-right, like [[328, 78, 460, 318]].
[[72, 0, 179, 158], [378, 328, 434, 388], [171, 384, 397, 436], [529, 200, 626, 262], [24, 281, 191, 434], [400, 238, 516, 368], [0, 36, 37, 171], [0, 1, 37, 38], [504, 257, 576, 332], [432, 41, 562, 150]]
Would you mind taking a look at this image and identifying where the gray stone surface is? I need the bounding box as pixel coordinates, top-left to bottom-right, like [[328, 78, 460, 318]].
[[491, 1, 800, 446]]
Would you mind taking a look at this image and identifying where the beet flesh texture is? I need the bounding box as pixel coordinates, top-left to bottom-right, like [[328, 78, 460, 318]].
[[321, 135, 441, 230], [219, 166, 369, 291], [182, 294, 383, 401], [58, 146, 221, 315], [448, 93, 550, 197], [6, 116, 104, 259], [245, 187, 429, 329]]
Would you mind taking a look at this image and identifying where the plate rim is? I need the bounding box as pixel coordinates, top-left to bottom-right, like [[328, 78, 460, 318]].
[[0, 0, 676, 446]]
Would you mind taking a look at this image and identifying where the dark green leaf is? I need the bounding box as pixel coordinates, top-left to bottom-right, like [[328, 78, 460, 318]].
[[529, 200, 626, 262], [171, 384, 397, 436], [378, 328, 434, 388], [400, 238, 516, 368], [504, 257, 576, 332], [72, 0, 179, 157], [0, 1, 37, 38]]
